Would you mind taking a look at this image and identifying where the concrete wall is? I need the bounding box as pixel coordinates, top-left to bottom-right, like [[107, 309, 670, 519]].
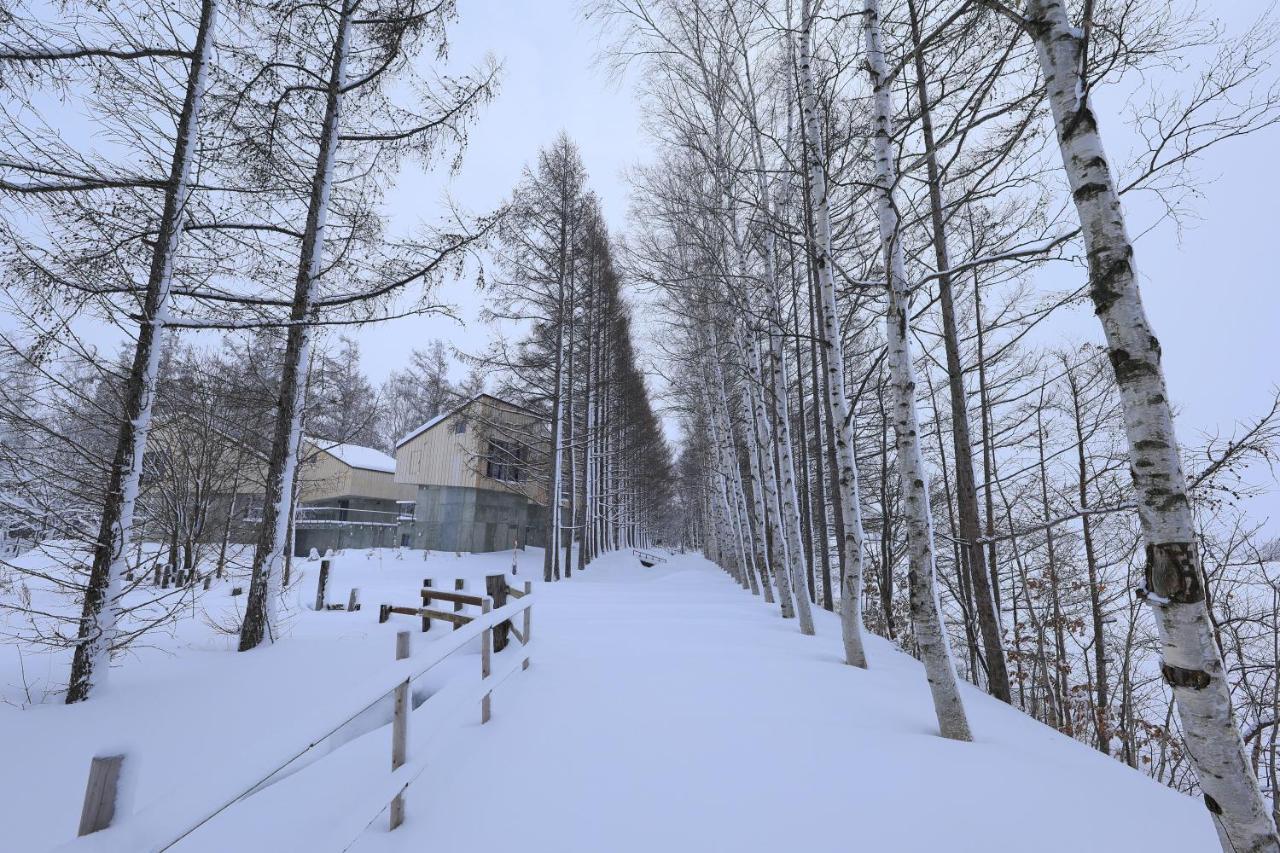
[[294, 523, 397, 556], [401, 484, 545, 553]]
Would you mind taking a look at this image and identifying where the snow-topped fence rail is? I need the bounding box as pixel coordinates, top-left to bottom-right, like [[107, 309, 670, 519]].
[[632, 549, 667, 568], [60, 582, 536, 852]]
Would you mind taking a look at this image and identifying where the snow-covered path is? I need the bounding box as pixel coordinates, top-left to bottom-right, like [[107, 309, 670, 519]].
[[349, 550, 1215, 853]]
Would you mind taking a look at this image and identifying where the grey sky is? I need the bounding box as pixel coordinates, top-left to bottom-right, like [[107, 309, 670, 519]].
[[362, 1, 1277, 529], [362, 0, 647, 388], [3, 1, 1274, 529]]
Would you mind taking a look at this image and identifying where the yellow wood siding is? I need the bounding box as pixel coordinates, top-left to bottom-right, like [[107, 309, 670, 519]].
[[395, 398, 547, 504]]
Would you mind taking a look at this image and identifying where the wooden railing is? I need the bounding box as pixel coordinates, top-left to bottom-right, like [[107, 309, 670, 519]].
[[64, 581, 535, 850]]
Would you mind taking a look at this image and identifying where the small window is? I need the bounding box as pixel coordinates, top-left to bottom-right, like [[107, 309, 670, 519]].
[[452, 419, 467, 434], [485, 439, 524, 482], [236, 493, 264, 521]]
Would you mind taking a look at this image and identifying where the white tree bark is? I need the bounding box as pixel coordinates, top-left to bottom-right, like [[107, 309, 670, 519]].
[[1020, 0, 1278, 846], [713, 350, 760, 593], [797, 0, 869, 668], [863, 0, 971, 741], [748, 334, 797, 619], [240, 0, 352, 651], [704, 372, 746, 584], [732, 328, 776, 603], [763, 319, 815, 636], [67, 0, 218, 701]]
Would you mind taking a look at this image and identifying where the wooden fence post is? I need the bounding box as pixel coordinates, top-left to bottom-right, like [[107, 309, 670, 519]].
[[379, 604, 390, 624], [481, 597, 492, 724], [347, 587, 360, 612], [77, 754, 124, 837], [390, 630, 410, 830], [452, 578, 464, 631], [485, 574, 508, 652], [522, 580, 532, 671], [420, 578, 432, 632], [314, 559, 330, 611]]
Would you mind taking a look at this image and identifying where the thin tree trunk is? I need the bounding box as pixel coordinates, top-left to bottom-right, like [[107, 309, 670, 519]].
[[1069, 369, 1109, 753], [907, 0, 1011, 703], [864, 0, 970, 739], [807, 256, 833, 611], [239, 0, 352, 652], [67, 0, 218, 702], [750, 335, 797, 620], [797, 1, 867, 664], [735, 329, 776, 604]]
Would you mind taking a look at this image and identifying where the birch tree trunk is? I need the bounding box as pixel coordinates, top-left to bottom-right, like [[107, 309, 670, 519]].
[[239, 0, 352, 652], [704, 374, 745, 584], [764, 318, 815, 635], [797, 0, 867, 665], [564, 278, 577, 578], [863, 0, 971, 740], [749, 335, 797, 619], [733, 330, 776, 604], [712, 340, 760, 595], [67, 0, 218, 701], [905, 0, 1011, 702], [1021, 0, 1278, 844]]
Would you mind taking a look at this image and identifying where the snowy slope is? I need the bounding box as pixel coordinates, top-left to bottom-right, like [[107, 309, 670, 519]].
[[3, 549, 1218, 851], [343, 550, 1217, 853], [0, 546, 525, 851]]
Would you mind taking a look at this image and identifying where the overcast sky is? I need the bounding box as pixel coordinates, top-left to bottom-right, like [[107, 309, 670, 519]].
[[363, 0, 648, 387], [361, 0, 1278, 529], [4, 1, 1275, 531]]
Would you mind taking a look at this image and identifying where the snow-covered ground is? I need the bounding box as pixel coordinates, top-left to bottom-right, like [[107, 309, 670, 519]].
[[0, 544, 526, 851], [3, 547, 1217, 851]]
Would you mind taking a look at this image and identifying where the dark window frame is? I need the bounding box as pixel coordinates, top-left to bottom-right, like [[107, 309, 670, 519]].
[[485, 438, 525, 483]]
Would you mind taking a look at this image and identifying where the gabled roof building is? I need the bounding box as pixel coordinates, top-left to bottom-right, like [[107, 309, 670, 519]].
[[394, 394, 547, 553]]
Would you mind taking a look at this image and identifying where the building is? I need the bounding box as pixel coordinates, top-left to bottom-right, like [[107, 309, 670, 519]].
[[211, 436, 413, 556], [291, 439, 415, 555], [394, 394, 547, 553]]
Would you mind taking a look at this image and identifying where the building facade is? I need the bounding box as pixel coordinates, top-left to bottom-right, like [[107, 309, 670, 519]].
[[208, 437, 413, 556], [395, 394, 547, 553]]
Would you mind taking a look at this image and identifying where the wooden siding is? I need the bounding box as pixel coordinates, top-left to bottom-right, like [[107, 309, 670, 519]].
[[299, 440, 410, 503], [395, 397, 547, 505]]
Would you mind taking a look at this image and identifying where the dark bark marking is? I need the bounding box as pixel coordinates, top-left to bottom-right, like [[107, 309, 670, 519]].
[[1073, 181, 1109, 202], [1144, 541, 1205, 604], [1162, 663, 1211, 690], [1107, 347, 1159, 386], [1088, 248, 1132, 315]]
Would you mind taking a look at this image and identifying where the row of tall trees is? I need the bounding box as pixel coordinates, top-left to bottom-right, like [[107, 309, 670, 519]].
[[479, 134, 673, 582], [1, 0, 497, 700], [601, 0, 1280, 848]]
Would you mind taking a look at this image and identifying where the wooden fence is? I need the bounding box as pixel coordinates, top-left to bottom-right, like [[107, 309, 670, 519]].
[[65, 579, 535, 850]]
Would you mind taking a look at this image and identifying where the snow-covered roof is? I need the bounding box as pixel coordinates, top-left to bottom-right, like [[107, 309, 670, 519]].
[[306, 438, 396, 474]]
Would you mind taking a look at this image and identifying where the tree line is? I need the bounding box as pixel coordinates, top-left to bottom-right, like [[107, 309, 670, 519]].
[[477, 134, 674, 582], [600, 0, 1280, 849]]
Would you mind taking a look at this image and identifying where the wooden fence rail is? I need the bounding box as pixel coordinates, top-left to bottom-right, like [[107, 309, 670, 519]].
[[65, 579, 536, 850]]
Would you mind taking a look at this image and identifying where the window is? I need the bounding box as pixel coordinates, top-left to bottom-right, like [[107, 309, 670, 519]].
[[485, 439, 524, 482], [452, 418, 467, 434], [236, 493, 264, 522]]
